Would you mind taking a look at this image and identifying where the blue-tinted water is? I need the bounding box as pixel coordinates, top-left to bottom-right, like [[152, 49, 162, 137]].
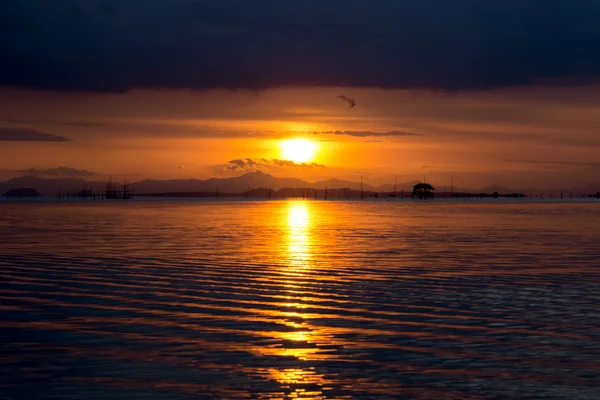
[[1, 200, 600, 399]]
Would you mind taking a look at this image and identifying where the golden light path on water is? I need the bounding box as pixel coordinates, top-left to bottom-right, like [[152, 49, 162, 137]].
[[267, 202, 326, 399], [2, 200, 600, 399], [287, 202, 312, 270]]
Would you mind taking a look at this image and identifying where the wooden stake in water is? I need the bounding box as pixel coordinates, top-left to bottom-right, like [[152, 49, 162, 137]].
[[360, 176, 364, 200]]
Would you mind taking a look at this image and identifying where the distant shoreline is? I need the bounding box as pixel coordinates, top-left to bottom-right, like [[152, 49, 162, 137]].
[[135, 190, 600, 200]]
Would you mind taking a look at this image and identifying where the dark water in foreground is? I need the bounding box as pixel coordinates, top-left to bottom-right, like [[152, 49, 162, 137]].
[[1, 200, 600, 399]]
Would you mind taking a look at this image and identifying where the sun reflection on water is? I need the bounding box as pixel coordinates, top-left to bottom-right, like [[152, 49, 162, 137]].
[[287, 202, 311, 270], [267, 368, 328, 399], [257, 202, 326, 398], [3, 201, 600, 399]]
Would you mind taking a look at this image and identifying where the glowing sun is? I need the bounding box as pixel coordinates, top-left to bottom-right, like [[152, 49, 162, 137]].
[[280, 139, 318, 163]]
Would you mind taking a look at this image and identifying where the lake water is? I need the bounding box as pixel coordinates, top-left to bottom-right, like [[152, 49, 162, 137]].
[[1, 200, 600, 399]]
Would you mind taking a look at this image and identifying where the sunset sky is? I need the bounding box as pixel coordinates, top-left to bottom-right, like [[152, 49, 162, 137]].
[[1, 1, 599, 189]]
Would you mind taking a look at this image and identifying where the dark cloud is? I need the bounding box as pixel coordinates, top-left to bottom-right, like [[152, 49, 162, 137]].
[[15, 166, 97, 177], [225, 158, 324, 171], [0, 128, 69, 142], [315, 130, 421, 137], [226, 159, 254, 171], [2, 1, 599, 92]]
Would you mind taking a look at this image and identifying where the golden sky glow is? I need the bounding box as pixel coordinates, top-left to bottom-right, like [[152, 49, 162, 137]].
[[280, 139, 318, 163], [1, 86, 600, 189]]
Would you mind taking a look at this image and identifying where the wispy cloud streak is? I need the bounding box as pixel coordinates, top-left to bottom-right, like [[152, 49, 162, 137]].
[[14, 167, 97, 177], [315, 130, 421, 137], [0, 128, 69, 142]]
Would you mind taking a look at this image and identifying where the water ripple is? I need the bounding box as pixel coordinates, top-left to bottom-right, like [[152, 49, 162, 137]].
[[1, 200, 599, 399]]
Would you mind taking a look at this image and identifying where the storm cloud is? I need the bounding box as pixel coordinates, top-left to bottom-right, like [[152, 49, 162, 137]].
[[0, 128, 69, 142], [2, 1, 600, 92]]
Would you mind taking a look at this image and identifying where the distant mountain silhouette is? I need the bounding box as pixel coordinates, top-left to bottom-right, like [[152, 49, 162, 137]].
[[0, 176, 109, 195], [2, 187, 42, 197], [481, 183, 600, 196], [0, 172, 598, 197], [131, 172, 304, 194], [311, 178, 384, 191], [0, 172, 399, 196]]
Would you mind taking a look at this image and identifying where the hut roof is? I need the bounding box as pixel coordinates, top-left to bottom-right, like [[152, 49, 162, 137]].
[[413, 183, 435, 190]]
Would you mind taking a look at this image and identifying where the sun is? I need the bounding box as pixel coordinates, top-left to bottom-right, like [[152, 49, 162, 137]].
[[280, 139, 318, 163]]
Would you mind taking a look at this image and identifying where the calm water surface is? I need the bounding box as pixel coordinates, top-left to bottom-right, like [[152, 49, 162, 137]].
[[1, 200, 600, 399]]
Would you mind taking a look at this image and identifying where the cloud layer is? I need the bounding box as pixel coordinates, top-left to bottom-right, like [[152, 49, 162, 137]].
[[15, 166, 97, 177], [226, 158, 324, 172], [0, 128, 69, 142], [0, 119, 106, 127], [2, 1, 600, 92], [316, 130, 421, 137]]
